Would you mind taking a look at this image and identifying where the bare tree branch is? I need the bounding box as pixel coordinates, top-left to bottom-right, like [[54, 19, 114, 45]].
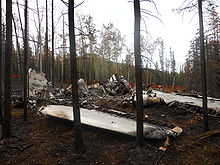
[[75, 1, 85, 8], [13, 1, 38, 15], [60, 0, 68, 7], [55, 12, 68, 28], [59, 0, 84, 8], [141, 9, 163, 23]]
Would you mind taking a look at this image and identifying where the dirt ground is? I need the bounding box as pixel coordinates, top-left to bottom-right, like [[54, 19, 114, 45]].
[[1, 100, 220, 165]]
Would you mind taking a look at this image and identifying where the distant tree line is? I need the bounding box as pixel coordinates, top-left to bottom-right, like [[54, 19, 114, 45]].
[[183, 4, 220, 97], [3, 10, 181, 88]]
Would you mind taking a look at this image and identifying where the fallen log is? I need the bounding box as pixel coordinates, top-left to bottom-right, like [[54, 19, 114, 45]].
[[196, 130, 220, 140]]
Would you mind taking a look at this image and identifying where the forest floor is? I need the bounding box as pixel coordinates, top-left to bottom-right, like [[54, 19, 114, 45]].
[[1, 99, 220, 165]]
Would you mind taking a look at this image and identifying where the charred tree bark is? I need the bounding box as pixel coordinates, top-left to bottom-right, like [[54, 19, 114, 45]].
[[51, 0, 55, 88], [2, 0, 12, 138], [16, 0, 24, 40], [23, 0, 28, 122], [68, 0, 85, 151], [36, 0, 42, 72], [16, 0, 24, 85], [198, 0, 209, 131], [134, 0, 144, 146], [0, 0, 2, 126], [12, 16, 23, 87], [62, 15, 65, 84], [206, 40, 214, 96], [45, 0, 49, 80]]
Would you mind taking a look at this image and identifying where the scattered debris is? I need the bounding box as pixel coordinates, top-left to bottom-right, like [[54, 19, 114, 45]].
[[154, 90, 220, 113], [171, 126, 183, 136], [21, 143, 34, 151], [133, 90, 164, 107], [159, 136, 170, 151]]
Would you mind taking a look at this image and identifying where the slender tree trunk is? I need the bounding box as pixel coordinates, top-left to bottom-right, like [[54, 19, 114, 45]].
[[68, 0, 85, 151], [78, 16, 87, 80], [45, 0, 49, 79], [51, 0, 55, 88], [62, 15, 65, 84], [12, 16, 23, 86], [198, 0, 209, 131], [0, 0, 2, 126], [16, 0, 24, 85], [206, 40, 213, 96], [16, 0, 24, 40], [2, 0, 12, 138], [36, 0, 42, 72], [36, 0, 43, 72], [23, 0, 28, 122], [134, 0, 143, 146]]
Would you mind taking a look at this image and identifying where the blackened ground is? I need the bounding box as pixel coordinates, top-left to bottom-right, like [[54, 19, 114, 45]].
[[0, 102, 220, 165]]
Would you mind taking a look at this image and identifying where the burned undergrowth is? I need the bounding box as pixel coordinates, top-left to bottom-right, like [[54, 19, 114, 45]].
[[1, 102, 220, 165], [1, 72, 220, 164]]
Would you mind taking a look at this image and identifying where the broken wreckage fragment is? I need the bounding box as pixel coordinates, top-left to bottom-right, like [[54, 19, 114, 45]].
[[39, 105, 182, 139]]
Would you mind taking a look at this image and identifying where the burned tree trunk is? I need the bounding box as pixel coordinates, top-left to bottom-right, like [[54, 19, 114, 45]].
[[51, 0, 55, 88], [198, 0, 209, 131], [16, 0, 24, 39], [23, 0, 28, 121], [134, 0, 144, 146], [2, 0, 12, 138], [62, 15, 66, 84], [12, 16, 23, 86], [68, 0, 85, 151], [0, 0, 2, 126], [45, 0, 49, 80], [36, 0, 42, 72]]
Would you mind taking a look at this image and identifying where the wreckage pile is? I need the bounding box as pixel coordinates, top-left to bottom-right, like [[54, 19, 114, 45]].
[[12, 69, 220, 118], [10, 68, 220, 120], [49, 74, 133, 110], [9, 69, 220, 144], [10, 69, 220, 139]]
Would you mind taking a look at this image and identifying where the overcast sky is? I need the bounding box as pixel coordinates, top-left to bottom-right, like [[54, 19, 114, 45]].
[[10, 0, 220, 69], [75, 0, 201, 69]]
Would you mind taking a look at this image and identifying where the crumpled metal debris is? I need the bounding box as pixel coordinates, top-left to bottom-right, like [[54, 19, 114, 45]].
[[103, 74, 131, 96]]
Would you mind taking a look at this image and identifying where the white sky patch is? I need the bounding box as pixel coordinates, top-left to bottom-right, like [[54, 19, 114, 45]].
[[76, 0, 200, 69], [9, 0, 220, 70]]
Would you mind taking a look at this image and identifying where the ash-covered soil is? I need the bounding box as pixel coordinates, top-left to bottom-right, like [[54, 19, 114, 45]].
[[1, 101, 220, 165]]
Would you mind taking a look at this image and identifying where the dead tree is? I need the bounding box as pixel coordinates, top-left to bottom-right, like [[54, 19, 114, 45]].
[[2, 0, 12, 138], [16, 0, 24, 85], [12, 16, 23, 86], [23, 0, 28, 121], [68, 0, 85, 151], [45, 0, 49, 80], [134, 0, 144, 146], [198, 0, 209, 131], [36, 0, 42, 72], [51, 0, 55, 88], [0, 0, 2, 126], [62, 14, 66, 84], [16, 0, 24, 39]]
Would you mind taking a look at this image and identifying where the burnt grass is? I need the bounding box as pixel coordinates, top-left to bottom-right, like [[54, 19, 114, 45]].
[[1, 102, 220, 165]]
